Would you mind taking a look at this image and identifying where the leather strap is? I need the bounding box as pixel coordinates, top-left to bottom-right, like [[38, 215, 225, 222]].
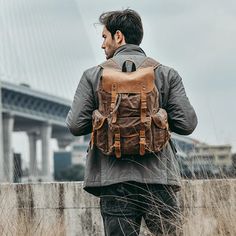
[[111, 94, 122, 124], [140, 84, 147, 123], [111, 83, 118, 123], [90, 128, 94, 149], [114, 131, 121, 158], [139, 129, 146, 156], [100, 57, 160, 71], [111, 83, 117, 110], [99, 59, 121, 70], [138, 57, 160, 69], [97, 88, 105, 113], [140, 82, 147, 155], [122, 60, 136, 72]]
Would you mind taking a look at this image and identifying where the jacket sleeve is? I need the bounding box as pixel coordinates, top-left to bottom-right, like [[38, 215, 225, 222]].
[[66, 69, 96, 136], [164, 68, 198, 135]]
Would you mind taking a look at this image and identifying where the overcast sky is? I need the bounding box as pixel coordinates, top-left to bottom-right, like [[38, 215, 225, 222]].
[[1, 0, 236, 158]]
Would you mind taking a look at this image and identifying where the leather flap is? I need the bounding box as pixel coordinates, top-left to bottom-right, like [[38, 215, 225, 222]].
[[152, 109, 168, 129], [92, 110, 106, 130], [102, 67, 155, 93]]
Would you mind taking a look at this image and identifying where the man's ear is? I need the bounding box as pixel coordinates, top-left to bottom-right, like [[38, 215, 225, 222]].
[[114, 30, 126, 46]]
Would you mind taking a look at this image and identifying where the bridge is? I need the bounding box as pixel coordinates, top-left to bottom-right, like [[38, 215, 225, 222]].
[[0, 0, 96, 183], [0, 81, 74, 182]]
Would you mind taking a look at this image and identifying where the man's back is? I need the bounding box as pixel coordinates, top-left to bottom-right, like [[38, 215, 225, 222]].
[[66, 44, 197, 194]]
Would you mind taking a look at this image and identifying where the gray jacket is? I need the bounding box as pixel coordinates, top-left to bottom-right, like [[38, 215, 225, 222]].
[[66, 44, 197, 196]]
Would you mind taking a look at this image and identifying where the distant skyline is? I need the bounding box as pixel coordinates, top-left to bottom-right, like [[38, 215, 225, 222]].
[[1, 0, 236, 157]]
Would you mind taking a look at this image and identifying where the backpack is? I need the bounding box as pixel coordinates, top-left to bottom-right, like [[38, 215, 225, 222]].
[[91, 57, 170, 158]]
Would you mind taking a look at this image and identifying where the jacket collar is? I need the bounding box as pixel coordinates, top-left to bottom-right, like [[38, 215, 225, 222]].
[[113, 44, 146, 57]]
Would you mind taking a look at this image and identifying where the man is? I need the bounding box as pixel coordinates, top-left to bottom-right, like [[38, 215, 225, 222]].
[[66, 9, 197, 236]]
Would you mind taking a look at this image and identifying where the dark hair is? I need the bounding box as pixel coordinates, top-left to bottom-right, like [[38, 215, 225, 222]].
[[99, 9, 143, 45]]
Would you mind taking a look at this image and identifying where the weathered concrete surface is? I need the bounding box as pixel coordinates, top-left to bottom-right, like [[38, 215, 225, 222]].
[[0, 180, 235, 236], [180, 180, 235, 236]]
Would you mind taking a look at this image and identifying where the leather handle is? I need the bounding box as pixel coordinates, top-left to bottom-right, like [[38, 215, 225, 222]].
[[122, 60, 136, 72]]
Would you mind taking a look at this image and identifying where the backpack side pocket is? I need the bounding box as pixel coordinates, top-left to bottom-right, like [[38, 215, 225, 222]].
[[92, 110, 109, 154], [151, 108, 170, 152]]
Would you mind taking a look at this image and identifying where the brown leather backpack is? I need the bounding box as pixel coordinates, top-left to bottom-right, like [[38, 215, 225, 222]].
[[91, 57, 170, 158]]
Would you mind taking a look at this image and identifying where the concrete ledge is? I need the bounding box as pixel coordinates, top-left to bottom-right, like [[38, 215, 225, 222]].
[[0, 180, 235, 235]]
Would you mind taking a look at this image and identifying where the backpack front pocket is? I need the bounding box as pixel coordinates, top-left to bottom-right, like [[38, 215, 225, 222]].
[[108, 116, 152, 156]]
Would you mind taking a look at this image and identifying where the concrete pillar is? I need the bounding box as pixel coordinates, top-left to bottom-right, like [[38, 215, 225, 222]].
[[41, 122, 52, 181], [28, 132, 38, 178], [3, 113, 14, 182], [0, 83, 5, 182]]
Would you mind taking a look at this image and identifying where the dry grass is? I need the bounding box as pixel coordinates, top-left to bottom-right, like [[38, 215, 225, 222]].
[[0, 154, 235, 236]]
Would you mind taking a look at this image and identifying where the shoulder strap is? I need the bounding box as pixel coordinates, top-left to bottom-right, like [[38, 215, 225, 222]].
[[138, 57, 161, 69], [100, 57, 161, 70], [99, 59, 121, 70]]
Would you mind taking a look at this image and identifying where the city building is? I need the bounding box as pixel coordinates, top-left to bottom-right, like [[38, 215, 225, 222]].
[[172, 133, 233, 177], [71, 134, 90, 166]]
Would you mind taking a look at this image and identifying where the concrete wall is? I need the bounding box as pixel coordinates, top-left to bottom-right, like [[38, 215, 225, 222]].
[[0, 179, 235, 236]]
